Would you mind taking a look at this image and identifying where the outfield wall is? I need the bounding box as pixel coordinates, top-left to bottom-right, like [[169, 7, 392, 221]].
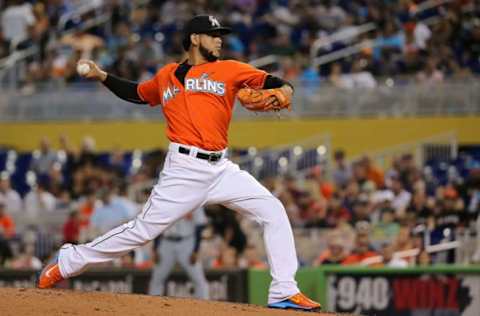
[[249, 266, 480, 316], [2, 265, 479, 314], [1, 116, 479, 154]]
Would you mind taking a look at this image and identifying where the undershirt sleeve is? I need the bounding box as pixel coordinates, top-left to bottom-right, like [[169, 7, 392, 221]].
[[263, 75, 294, 91], [101, 74, 147, 104]]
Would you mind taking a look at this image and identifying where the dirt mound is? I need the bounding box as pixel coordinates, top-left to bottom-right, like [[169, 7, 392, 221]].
[[0, 287, 357, 316]]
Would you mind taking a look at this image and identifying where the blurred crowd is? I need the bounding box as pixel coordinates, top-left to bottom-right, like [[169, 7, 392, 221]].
[[267, 149, 480, 266], [1, 0, 480, 93], [0, 135, 479, 270]]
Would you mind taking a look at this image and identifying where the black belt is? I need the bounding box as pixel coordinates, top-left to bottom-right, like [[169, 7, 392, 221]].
[[178, 146, 222, 162]]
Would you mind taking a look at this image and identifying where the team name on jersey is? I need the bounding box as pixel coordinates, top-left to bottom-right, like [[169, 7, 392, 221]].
[[163, 85, 180, 104], [185, 74, 226, 96]]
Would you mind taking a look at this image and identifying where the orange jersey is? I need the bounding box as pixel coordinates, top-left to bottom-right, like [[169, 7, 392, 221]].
[[137, 60, 267, 151], [0, 214, 15, 238]]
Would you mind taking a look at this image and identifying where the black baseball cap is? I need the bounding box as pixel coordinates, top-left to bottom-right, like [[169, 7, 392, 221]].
[[182, 15, 231, 50]]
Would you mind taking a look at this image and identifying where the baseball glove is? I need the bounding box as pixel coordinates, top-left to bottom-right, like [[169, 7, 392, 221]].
[[237, 87, 292, 112]]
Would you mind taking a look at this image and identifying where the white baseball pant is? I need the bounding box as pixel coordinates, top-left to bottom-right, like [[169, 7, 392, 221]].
[[58, 142, 299, 303]]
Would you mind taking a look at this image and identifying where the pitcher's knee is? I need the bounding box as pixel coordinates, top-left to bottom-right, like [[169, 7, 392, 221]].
[[261, 196, 290, 224]]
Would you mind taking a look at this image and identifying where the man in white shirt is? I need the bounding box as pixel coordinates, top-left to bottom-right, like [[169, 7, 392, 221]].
[[381, 242, 408, 268], [24, 180, 56, 216], [90, 188, 131, 235], [30, 138, 58, 176], [112, 183, 141, 219], [0, 173, 22, 214], [390, 176, 412, 218], [0, 0, 35, 47]]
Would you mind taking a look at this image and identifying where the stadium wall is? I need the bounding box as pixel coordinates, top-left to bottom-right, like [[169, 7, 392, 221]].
[[1, 116, 479, 153], [1, 266, 479, 314], [249, 266, 480, 316]]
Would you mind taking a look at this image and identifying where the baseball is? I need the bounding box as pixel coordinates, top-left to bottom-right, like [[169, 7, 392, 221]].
[[77, 63, 91, 76]]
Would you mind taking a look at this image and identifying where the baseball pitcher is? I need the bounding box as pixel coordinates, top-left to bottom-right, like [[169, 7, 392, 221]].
[[39, 15, 321, 311]]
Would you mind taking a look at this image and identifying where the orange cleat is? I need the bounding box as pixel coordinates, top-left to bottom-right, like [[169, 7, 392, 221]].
[[268, 292, 322, 311], [38, 261, 64, 289]]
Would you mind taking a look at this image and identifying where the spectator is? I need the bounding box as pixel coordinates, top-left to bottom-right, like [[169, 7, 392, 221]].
[[328, 62, 349, 88], [299, 191, 327, 226], [342, 231, 378, 265], [332, 149, 352, 189], [435, 186, 465, 232], [90, 187, 131, 235], [212, 246, 238, 269], [0, 172, 22, 214], [30, 137, 58, 176], [433, 186, 465, 263], [390, 176, 412, 218], [113, 183, 141, 219], [472, 214, 480, 263], [297, 63, 320, 89], [77, 189, 102, 232], [372, 207, 400, 242], [61, 30, 105, 59], [0, 0, 35, 49], [63, 210, 80, 244], [341, 59, 378, 89], [317, 0, 347, 32], [352, 161, 374, 192], [24, 179, 56, 216], [416, 249, 431, 266], [108, 148, 130, 177], [373, 20, 404, 63], [31, 2, 50, 60], [393, 226, 415, 265], [306, 165, 334, 200], [361, 156, 384, 189], [407, 16, 431, 50], [313, 232, 347, 265], [47, 163, 66, 198], [350, 194, 372, 224], [407, 191, 433, 225], [75, 136, 98, 170], [9, 243, 42, 270], [239, 243, 267, 269], [0, 233, 13, 266], [0, 26, 10, 58], [325, 193, 351, 228], [207, 205, 247, 255], [416, 56, 444, 84], [0, 199, 15, 238], [378, 242, 408, 268]]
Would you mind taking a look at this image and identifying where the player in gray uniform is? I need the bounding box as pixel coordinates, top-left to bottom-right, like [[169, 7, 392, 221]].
[[148, 207, 209, 299]]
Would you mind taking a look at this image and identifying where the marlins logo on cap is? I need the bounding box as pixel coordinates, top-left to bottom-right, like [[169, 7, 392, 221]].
[[182, 15, 231, 50], [209, 16, 220, 27]]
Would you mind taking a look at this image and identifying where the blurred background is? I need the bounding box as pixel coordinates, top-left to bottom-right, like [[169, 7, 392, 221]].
[[0, 0, 479, 315]]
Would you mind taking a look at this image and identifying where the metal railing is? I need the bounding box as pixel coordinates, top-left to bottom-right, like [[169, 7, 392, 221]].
[[57, 0, 106, 32], [348, 132, 458, 171], [231, 134, 331, 179], [309, 22, 376, 61], [295, 79, 480, 118], [1, 79, 479, 121]]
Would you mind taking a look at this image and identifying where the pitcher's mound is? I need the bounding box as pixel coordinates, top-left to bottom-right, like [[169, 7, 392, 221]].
[[0, 287, 358, 316]]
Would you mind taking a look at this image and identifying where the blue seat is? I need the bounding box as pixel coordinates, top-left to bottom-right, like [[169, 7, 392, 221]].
[[0, 150, 7, 171], [11, 152, 33, 196]]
